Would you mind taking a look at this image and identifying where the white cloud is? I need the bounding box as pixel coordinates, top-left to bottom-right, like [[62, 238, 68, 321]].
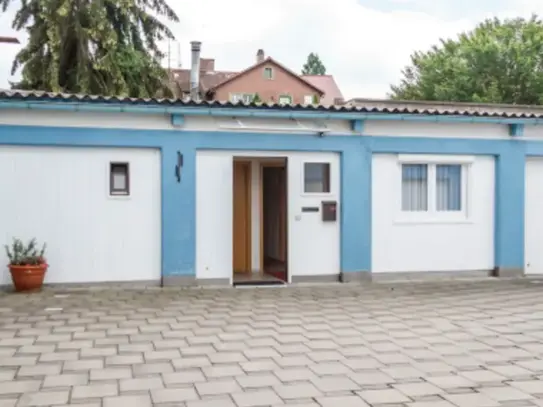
[[1, 0, 542, 99]]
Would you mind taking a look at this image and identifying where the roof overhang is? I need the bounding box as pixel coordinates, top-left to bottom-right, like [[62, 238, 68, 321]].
[[2, 99, 543, 125]]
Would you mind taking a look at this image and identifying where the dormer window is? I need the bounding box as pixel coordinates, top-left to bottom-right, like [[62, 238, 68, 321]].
[[263, 67, 273, 80]]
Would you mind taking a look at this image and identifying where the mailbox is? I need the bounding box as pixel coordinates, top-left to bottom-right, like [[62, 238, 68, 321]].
[[321, 201, 337, 222]]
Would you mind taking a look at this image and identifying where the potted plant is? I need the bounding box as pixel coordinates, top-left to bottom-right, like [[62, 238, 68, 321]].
[[5, 238, 47, 292]]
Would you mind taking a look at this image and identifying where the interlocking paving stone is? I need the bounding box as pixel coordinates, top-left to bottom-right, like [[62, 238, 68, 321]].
[[18, 390, 70, 406], [0, 380, 41, 395], [150, 387, 199, 403], [43, 373, 89, 387], [314, 395, 370, 407], [443, 392, 501, 406], [103, 394, 152, 407], [71, 383, 119, 400], [231, 389, 283, 407], [195, 379, 241, 396], [1, 280, 543, 406], [357, 388, 411, 404], [274, 382, 322, 399]]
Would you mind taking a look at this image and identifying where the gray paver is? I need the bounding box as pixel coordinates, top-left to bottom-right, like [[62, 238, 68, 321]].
[[71, 383, 119, 400], [232, 389, 283, 407], [18, 390, 70, 406], [357, 388, 411, 404], [315, 395, 370, 407], [103, 395, 152, 407], [150, 387, 199, 403], [0, 279, 542, 407]]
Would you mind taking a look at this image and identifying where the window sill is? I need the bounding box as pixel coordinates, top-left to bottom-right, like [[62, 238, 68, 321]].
[[394, 217, 472, 225], [108, 194, 131, 200]]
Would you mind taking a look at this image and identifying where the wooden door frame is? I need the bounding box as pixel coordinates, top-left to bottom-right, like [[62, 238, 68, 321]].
[[260, 160, 288, 278], [233, 160, 252, 273]]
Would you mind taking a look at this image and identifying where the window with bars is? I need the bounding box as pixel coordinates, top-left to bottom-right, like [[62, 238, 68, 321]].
[[401, 163, 463, 213]]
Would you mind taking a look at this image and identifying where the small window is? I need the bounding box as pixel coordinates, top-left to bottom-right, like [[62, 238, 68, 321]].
[[304, 95, 314, 105], [436, 164, 462, 211], [402, 164, 428, 211], [263, 67, 273, 80], [230, 93, 253, 104], [304, 163, 330, 193], [278, 95, 292, 105], [110, 163, 129, 196]]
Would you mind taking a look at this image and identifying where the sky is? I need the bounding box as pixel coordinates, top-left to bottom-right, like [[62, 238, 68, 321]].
[[0, 0, 542, 99]]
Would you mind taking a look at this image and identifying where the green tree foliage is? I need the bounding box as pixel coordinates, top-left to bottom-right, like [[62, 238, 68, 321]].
[[390, 15, 543, 105], [1, 0, 179, 97], [252, 93, 262, 103], [302, 52, 326, 75]]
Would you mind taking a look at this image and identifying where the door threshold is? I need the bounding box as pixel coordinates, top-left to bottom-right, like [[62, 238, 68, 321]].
[[234, 280, 286, 288]]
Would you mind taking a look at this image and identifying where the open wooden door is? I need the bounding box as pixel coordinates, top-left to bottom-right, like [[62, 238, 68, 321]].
[[233, 161, 251, 273]]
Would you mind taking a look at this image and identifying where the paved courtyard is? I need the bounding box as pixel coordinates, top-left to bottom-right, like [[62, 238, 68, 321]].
[[1, 279, 543, 406]]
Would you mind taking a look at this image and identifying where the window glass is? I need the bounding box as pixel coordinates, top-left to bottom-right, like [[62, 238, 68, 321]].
[[436, 164, 462, 211], [110, 163, 129, 195], [401, 164, 428, 211], [264, 67, 273, 79], [304, 163, 330, 193]]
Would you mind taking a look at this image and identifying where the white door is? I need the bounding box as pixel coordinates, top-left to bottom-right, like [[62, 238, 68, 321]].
[[287, 153, 341, 280], [525, 158, 543, 275], [0, 146, 161, 285]]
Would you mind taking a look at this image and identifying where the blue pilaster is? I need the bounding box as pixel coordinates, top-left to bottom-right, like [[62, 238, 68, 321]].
[[340, 143, 372, 275], [494, 142, 525, 272]]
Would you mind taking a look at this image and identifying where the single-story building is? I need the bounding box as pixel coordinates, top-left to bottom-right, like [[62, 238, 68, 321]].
[[0, 90, 540, 286]]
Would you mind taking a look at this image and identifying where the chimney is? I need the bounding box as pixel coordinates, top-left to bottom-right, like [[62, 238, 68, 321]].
[[190, 41, 202, 101], [200, 58, 215, 72], [256, 49, 265, 63]]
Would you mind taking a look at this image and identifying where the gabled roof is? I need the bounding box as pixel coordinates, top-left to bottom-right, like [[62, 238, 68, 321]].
[[206, 57, 325, 95], [302, 75, 344, 105]]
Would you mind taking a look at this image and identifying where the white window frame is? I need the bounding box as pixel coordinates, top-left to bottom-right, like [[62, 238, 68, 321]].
[[263, 67, 274, 80], [229, 93, 254, 104], [304, 95, 314, 105], [396, 154, 473, 224], [278, 94, 292, 105]]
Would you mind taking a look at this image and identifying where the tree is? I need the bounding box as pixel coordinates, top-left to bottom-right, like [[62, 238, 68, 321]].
[[1, 0, 179, 97], [390, 15, 543, 105], [302, 53, 326, 75]]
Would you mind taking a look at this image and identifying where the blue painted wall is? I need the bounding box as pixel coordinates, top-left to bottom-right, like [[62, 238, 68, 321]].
[[0, 123, 535, 277]]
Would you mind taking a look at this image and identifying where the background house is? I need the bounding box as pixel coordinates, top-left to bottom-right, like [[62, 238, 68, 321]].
[[170, 45, 344, 105]]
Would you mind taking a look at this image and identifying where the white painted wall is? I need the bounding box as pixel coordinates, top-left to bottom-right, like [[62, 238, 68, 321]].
[[3, 108, 537, 141], [196, 150, 340, 281], [365, 121, 509, 139], [372, 154, 495, 273], [0, 146, 161, 285], [525, 158, 543, 275], [0, 109, 172, 130]]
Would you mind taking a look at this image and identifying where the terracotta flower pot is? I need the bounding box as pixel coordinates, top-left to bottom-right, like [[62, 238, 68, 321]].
[[9, 264, 47, 292]]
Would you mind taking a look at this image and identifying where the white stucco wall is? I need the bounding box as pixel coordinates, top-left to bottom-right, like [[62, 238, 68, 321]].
[[371, 154, 495, 273], [364, 121, 509, 139], [0, 146, 161, 285], [196, 150, 340, 282]]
